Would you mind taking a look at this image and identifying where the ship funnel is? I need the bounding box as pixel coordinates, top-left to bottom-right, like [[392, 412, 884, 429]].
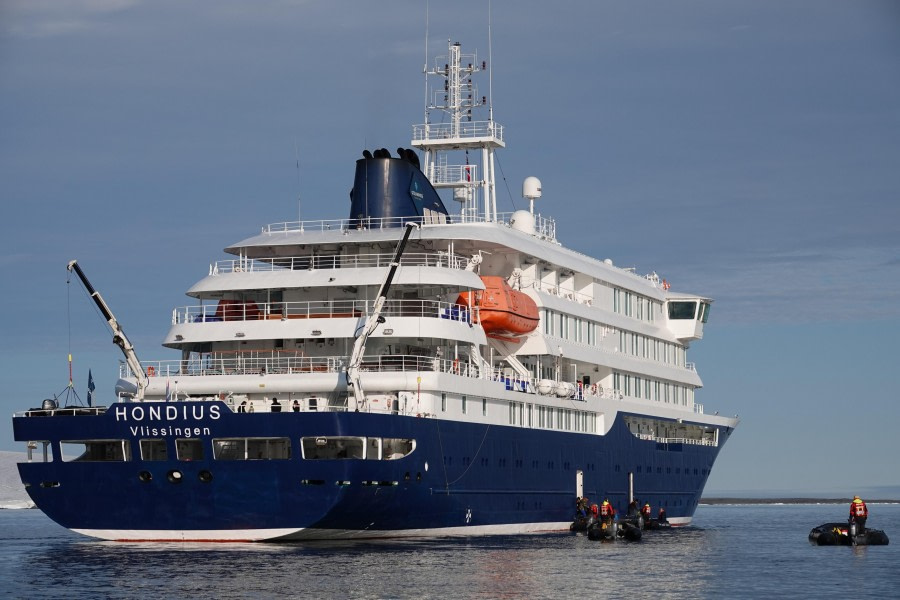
[[349, 149, 450, 227]]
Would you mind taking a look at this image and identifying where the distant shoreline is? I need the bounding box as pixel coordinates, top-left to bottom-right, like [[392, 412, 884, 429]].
[[701, 498, 900, 505]]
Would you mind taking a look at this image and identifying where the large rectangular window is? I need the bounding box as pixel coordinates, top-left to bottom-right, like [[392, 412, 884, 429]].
[[140, 439, 168, 461], [213, 438, 291, 460], [301, 436, 364, 459], [299, 436, 415, 460], [176, 439, 204, 461], [61, 440, 131, 462], [668, 301, 697, 319]]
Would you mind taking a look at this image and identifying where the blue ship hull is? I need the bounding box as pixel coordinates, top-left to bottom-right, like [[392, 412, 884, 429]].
[[13, 402, 731, 541]]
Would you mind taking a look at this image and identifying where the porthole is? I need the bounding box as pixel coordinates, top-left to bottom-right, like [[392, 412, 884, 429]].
[[166, 470, 183, 484], [138, 470, 152, 482], [198, 470, 213, 483]]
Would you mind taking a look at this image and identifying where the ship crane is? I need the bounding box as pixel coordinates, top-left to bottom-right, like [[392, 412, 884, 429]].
[[67, 260, 149, 402], [346, 222, 419, 411]]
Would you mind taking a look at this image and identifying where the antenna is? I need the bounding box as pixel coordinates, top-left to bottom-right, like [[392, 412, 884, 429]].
[[424, 0, 430, 125], [294, 138, 302, 226], [488, 0, 494, 123]]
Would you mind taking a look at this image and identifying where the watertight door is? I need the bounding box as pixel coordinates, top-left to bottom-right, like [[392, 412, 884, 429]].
[[576, 470, 584, 498]]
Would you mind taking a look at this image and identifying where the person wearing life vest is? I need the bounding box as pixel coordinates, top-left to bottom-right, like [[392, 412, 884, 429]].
[[849, 495, 868, 533], [575, 496, 588, 518], [658, 507, 668, 523], [599, 499, 615, 525], [641, 502, 652, 521]]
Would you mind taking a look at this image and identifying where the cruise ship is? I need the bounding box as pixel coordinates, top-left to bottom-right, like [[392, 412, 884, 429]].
[[13, 40, 738, 542]]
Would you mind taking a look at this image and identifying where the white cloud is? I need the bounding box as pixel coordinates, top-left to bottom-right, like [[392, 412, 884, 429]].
[[3, 0, 141, 38]]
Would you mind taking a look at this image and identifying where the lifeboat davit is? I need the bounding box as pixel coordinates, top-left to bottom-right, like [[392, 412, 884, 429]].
[[456, 276, 539, 342]]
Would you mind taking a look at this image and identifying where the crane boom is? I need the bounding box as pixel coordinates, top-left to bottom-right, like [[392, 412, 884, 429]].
[[67, 260, 148, 401], [346, 222, 419, 410]]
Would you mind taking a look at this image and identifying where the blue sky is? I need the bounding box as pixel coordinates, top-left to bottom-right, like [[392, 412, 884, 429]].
[[1, 1, 898, 496]]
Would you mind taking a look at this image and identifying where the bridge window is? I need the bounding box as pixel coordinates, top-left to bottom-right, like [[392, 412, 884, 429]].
[[699, 302, 711, 323], [668, 301, 697, 319]]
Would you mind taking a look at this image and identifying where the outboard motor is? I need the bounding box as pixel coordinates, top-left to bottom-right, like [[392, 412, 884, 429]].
[[349, 148, 450, 228]]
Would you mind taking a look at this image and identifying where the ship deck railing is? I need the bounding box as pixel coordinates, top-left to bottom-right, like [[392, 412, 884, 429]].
[[15, 406, 107, 418], [633, 432, 717, 447], [209, 251, 470, 276], [262, 212, 557, 242], [123, 351, 630, 403], [412, 120, 504, 144], [127, 353, 472, 379], [173, 299, 473, 325]]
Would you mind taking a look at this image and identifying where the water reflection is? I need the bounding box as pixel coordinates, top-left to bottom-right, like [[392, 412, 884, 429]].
[[4, 506, 898, 599]]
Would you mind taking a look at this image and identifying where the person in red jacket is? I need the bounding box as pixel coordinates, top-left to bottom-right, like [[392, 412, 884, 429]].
[[849, 495, 868, 533], [599, 499, 615, 525], [640, 502, 652, 522]]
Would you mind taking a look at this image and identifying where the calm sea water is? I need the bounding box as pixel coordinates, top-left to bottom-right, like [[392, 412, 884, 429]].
[[1, 504, 898, 599]]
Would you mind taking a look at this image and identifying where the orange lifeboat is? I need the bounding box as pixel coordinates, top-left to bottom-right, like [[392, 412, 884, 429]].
[[456, 276, 539, 342]]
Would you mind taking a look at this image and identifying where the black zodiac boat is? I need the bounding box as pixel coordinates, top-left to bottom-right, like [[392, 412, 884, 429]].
[[809, 523, 889, 546], [587, 519, 642, 541]]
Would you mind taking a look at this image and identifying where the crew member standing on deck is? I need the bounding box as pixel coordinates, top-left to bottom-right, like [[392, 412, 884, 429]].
[[849, 495, 868, 533]]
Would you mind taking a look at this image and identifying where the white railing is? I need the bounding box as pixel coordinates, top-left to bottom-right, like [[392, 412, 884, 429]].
[[527, 280, 594, 306], [173, 299, 473, 325], [209, 251, 468, 276], [431, 164, 477, 186], [633, 432, 717, 447], [412, 121, 504, 143], [121, 351, 612, 405], [125, 353, 483, 380], [263, 211, 556, 242]]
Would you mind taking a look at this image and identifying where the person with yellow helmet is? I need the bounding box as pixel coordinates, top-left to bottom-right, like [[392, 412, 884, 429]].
[[849, 495, 868, 534], [599, 498, 615, 525]]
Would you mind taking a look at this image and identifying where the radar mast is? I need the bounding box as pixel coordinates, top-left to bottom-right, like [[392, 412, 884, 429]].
[[411, 40, 504, 223]]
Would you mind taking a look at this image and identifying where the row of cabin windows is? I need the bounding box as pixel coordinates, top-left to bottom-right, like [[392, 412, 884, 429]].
[[51, 436, 415, 463], [540, 309, 600, 345], [613, 288, 657, 323], [507, 401, 597, 433], [437, 393, 598, 434], [618, 331, 687, 367], [539, 307, 687, 372], [613, 372, 694, 406], [440, 394, 488, 416]]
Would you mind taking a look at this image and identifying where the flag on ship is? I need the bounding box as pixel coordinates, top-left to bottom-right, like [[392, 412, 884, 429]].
[[86, 370, 95, 407], [165, 378, 171, 402]]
